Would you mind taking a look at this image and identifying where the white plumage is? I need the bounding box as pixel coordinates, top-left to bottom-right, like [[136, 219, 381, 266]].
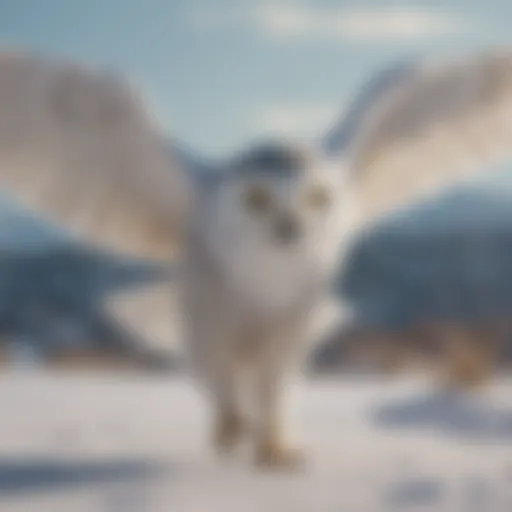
[[0, 51, 189, 260], [3, 47, 512, 468], [2, 49, 512, 253], [325, 50, 512, 222]]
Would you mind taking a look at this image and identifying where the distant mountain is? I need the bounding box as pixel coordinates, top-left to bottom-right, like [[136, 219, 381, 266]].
[[0, 192, 72, 253], [0, 195, 174, 370], [338, 173, 512, 330]]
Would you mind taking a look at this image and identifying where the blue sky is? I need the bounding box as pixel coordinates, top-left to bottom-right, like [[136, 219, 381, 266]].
[[0, 0, 511, 158]]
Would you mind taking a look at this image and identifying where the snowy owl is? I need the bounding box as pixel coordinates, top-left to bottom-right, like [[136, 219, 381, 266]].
[[3, 48, 512, 468]]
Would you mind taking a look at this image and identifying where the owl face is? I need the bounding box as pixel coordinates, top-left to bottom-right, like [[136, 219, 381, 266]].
[[220, 143, 348, 249], [236, 173, 333, 251], [206, 142, 356, 312]]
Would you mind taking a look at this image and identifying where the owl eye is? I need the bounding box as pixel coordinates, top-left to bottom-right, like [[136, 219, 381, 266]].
[[243, 185, 273, 213], [304, 185, 330, 210]]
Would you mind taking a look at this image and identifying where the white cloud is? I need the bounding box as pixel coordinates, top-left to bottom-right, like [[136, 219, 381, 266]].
[[188, 4, 466, 42], [253, 103, 337, 137], [256, 5, 463, 41], [340, 9, 463, 41]]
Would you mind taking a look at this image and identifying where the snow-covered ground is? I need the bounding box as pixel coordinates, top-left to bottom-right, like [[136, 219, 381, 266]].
[[1, 371, 512, 511]]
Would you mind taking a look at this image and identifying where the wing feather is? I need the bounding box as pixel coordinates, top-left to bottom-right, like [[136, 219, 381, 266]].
[[326, 49, 512, 223], [0, 51, 194, 260]]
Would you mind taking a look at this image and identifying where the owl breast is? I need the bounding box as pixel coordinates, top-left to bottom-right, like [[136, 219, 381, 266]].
[[221, 238, 323, 320]]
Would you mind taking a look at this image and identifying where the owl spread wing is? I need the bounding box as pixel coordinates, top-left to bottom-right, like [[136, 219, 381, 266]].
[[0, 51, 204, 261], [325, 49, 512, 224]]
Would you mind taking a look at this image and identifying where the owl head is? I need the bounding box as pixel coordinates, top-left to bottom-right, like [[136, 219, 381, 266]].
[[205, 140, 357, 309]]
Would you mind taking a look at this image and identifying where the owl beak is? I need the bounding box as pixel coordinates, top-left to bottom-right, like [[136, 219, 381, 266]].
[[274, 213, 301, 245]]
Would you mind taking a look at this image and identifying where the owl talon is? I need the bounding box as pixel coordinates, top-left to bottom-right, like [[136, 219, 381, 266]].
[[213, 410, 245, 454], [255, 439, 305, 470]]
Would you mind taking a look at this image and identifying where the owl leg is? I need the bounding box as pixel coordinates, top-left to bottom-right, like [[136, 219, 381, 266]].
[[208, 349, 247, 455], [213, 405, 245, 455], [185, 313, 247, 455], [251, 340, 305, 470]]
